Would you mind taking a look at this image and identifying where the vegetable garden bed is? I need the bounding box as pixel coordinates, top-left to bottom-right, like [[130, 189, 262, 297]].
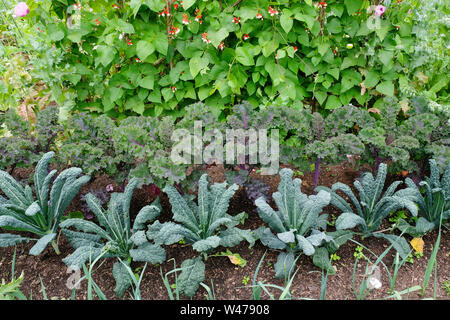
[[0, 0, 449, 303], [1, 162, 448, 300]]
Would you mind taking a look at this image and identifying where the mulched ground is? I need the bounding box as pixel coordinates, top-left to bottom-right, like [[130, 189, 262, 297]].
[[0, 163, 449, 300]]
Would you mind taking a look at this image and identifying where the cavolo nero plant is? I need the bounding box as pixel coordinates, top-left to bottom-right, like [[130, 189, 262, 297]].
[[317, 163, 417, 258], [60, 178, 166, 297], [397, 159, 450, 237], [255, 168, 351, 280], [149, 174, 256, 297], [0, 151, 90, 255]]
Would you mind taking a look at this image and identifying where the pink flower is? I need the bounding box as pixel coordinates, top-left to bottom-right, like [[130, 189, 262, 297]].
[[375, 5, 386, 16], [14, 2, 29, 17], [106, 184, 114, 192]]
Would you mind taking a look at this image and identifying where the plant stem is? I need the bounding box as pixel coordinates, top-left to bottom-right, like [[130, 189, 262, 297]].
[[51, 240, 60, 255], [313, 158, 321, 190]]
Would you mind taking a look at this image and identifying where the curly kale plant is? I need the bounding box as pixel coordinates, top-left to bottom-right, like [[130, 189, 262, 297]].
[[0, 152, 90, 255], [397, 159, 450, 237], [60, 178, 165, 297], [0, 109, 38, 170], [150, 174, 256, 297], [358, 97, 440, 173], [298, 105, 367, 188], [0, 106, 63, 171], [58, 112, 125, 180], [255, 168, 348, 279], [317, 163, 417, 258], [113, 116, 186, 188]]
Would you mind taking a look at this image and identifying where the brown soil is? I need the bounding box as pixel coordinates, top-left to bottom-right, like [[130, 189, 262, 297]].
[[0, 163, 449, 300]]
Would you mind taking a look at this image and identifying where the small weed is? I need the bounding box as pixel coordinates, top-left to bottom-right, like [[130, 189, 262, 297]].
[[353, 246, 365, 260], [327, 214, 337, 227], [405, 251, 423, 264], [331, 253, 341, 262], [389, 210, 407, 224], [442, 280, 450, 296]]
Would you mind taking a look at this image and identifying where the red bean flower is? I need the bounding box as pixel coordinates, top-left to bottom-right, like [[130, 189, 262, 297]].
[[182, 13, 190, 25], [169, 25, 180, 36], [159, 8, 170, 17], [268, 6, 278, 16], [202, 32, 211, 44], [318, 1, 327, 9], [195, 9, 203, 24]]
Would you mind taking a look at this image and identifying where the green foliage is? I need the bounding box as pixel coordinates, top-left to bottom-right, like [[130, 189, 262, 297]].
[[155, 174, 255, 252], [60, 178, 165, 297], [400, 0, 450, 106], [58, 112, 124, 179], [21, 0, 439, 118], [0, 246, 27, 300], [0, 151, 90, 255], [0, 109, 38, 169], [0, 272, 26, 300], [0, 106, 62, 170], [443, 280, 450, 296], [255, 168, 346, 278], [317, 163, 416, 258], [150, 173, 255, 297], [356, 96, 448, 174], [112, 115, 187, 186], [397, 159, 450, 237]]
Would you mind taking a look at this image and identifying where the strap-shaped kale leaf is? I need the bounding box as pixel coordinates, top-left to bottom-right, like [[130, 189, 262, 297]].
[[0, 151, 90, 255], [60, 177, 165, 297], [151, 173, 256, 297], [255, 168, 342, 279]]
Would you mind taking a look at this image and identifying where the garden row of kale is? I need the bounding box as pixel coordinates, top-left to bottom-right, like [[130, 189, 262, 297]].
[[0, 96, 449, 298], [1, 96, 448, 191], [0, 149, 448, 298]]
